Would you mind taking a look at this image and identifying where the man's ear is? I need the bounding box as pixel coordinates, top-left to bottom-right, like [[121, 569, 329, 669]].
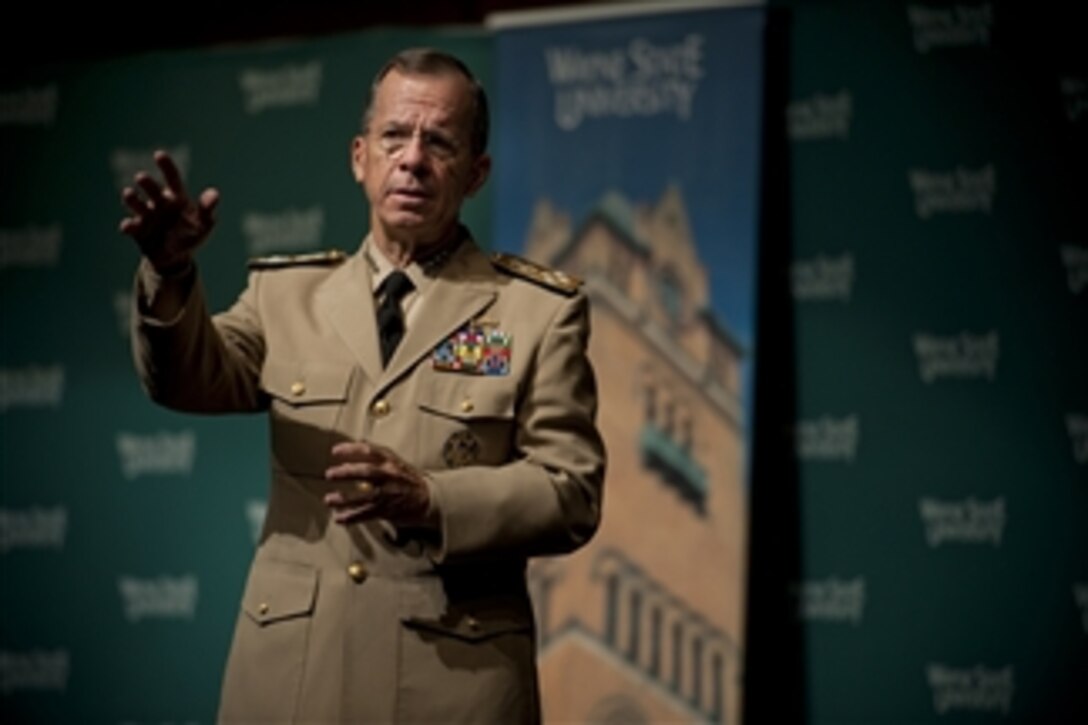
[[465, 153, 492, 198], [350, 136, 367, 184]]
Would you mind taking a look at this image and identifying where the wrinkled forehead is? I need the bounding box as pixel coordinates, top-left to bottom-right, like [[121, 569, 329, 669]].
[[371, 69, 475, 128]]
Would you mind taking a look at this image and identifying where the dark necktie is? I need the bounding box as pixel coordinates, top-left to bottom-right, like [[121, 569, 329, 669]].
[[376, 270, 414, 367]]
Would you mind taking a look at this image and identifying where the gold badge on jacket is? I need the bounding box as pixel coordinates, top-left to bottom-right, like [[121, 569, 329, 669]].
[[442, 430, 481, 468], [433, 321, 512, 376]]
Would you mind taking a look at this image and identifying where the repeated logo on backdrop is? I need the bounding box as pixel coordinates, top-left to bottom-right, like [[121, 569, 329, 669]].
[[787, 90, 852, 142], [242, 206, 325, 256], [0, 365, 65, 412], [908, 165, 996, 219], [918, 497, 1006, 548], [907, 3, 994, 54], [0, 507, 67, 553], [0, 224, 62, 270], [912, 331, 1000, 383], [926, 664, 1014, 716], [238, 61, 323, 114], [794, 415, 860, 463], [791, 252, 854, 302], [0, 84, 58, 126], [0, 650, 70, 695], [117, 576, 199, 623], [795, 577, 866, 625], [115, 431, 197, 480]]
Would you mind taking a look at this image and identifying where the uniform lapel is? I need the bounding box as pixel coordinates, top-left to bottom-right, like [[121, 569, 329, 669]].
[[315, 249, 383, 385], [377, 240, 498, 392]]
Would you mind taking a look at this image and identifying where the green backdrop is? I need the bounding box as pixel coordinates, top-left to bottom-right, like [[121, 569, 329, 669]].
[[746, 1, 1086, 723]]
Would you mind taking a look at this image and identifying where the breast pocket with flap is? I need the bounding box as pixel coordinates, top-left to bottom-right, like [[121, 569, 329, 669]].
[[415, 376, 518, 470], [260, 359, 355, 476]]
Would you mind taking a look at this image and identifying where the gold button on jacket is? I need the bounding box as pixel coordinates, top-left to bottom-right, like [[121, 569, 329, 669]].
[[347, 562, 367, 582]]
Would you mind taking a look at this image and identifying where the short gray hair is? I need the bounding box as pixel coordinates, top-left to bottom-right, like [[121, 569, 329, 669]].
[[361, 48, 489, 157]]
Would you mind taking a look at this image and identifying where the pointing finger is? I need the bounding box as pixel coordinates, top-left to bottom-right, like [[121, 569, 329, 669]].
[[197, 187, 220, 227], [155, 150, 189, 201]]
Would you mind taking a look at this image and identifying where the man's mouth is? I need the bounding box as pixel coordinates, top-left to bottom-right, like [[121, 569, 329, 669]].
[[390, 187, 429, 201]]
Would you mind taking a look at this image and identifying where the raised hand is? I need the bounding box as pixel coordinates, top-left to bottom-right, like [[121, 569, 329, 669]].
[[119, 150, 219, 274]]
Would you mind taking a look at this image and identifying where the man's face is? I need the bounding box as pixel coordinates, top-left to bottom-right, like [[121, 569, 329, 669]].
[[352, 69, 490, 248]]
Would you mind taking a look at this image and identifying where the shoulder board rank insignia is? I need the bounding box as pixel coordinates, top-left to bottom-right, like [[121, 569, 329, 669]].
[[490, 252, 581, 296], [248, 249, 347, 270]]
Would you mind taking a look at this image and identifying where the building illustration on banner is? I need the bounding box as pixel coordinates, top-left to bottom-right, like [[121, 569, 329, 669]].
[[520, 186, 745, 724]]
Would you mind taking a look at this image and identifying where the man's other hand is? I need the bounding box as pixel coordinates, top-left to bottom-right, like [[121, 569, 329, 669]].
[[324, 440, 436, 527]]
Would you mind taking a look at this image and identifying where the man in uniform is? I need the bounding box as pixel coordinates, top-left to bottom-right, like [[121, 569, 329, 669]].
[[120, 48, 605, 723]]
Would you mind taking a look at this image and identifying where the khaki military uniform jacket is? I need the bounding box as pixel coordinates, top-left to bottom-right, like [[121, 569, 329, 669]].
[[131, 237, 605, 724]]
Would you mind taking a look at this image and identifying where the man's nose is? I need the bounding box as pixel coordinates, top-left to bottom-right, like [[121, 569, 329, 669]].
[[398, 135, 428, 172]]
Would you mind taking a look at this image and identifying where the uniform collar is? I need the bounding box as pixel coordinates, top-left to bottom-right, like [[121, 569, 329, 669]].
[[362, 226, 468, 298]]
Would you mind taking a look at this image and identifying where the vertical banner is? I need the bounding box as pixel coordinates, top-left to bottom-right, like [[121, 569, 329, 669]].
[[491, 4, 765, 723]]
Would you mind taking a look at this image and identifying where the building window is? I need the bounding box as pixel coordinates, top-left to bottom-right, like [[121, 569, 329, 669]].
[[652, 266, 678, 322], [679, 414, 694, 454], [671, 621, 684, 694], [627, 589, 643, 663], [657, 267, 683, 325], [710, 652, 725, 722], [640, 421, 708, 512], [662, 400, 675, 437], [644, 385, 657, 424], [649, 606, 662, 677], [604, 574, 619, 646], [691, 635, 704, 708]]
